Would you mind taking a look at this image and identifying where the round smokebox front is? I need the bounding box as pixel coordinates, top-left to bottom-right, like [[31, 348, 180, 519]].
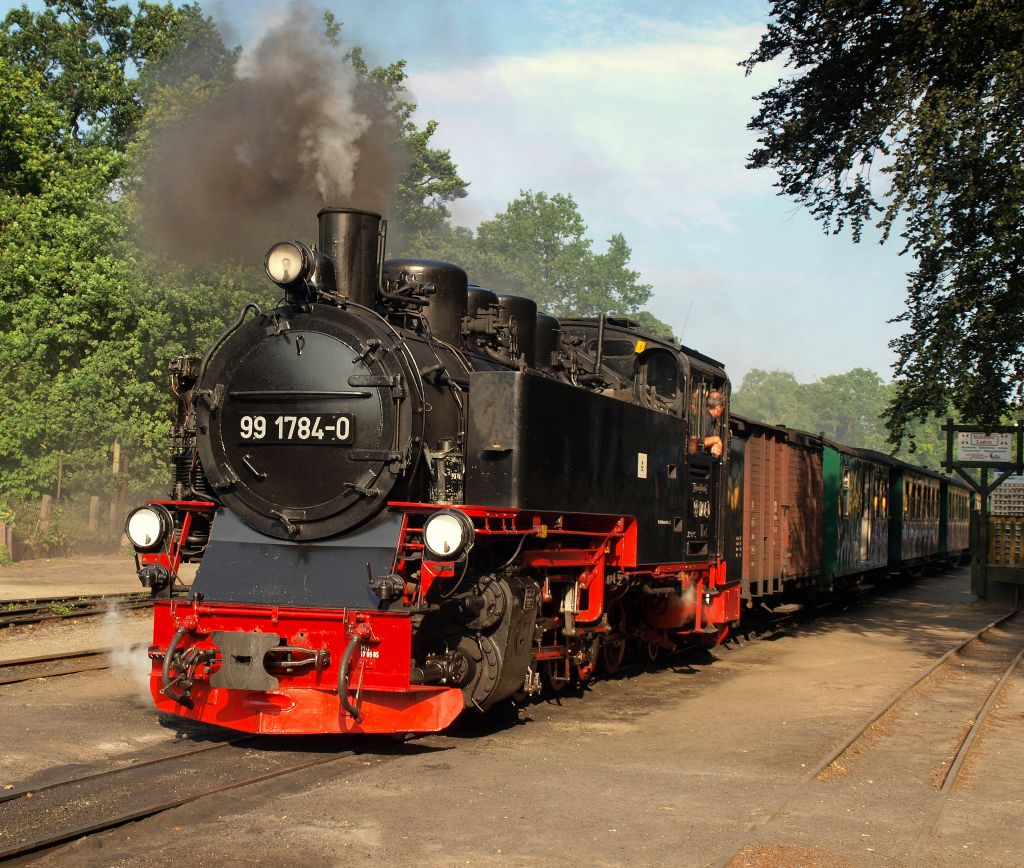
[[195, 307, 414, 540]]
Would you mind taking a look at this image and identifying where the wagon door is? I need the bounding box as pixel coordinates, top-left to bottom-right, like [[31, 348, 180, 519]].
[[860, 472, 872, 562]]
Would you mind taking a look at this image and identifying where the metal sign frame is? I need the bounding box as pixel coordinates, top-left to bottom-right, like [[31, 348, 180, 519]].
[[944, 422, 1023, 471], [942, 420, 1022, 499], [943, 420, 1024, 601]]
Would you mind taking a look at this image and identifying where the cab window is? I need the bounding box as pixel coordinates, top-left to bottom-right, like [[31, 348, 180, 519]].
[[639, 351, 681, 413], [642, 352, 679, 400]]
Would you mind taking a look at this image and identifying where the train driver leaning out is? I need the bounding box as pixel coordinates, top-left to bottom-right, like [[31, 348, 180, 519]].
[[703, 390, 726, 458]]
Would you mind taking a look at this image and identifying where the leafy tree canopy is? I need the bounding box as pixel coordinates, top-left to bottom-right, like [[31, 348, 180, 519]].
[[0, 1, 232, 501], [1, 0, 221, 157], [424, 191, 675, 338], [743, 0, 1024, 443], [730, 369, 807, 429], [0, 0, 470, 507], [731, 366, 949, 465]]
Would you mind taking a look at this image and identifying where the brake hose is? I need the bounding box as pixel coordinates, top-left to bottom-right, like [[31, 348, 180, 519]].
[[337, 624, 371, 721], [160, 623, 191, 706]]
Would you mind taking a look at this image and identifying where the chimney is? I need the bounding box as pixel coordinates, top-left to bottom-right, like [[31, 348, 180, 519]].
[[317, 208, 385, 307]]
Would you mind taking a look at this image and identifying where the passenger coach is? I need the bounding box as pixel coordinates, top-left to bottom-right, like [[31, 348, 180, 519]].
[[725, 416, 971, 610]]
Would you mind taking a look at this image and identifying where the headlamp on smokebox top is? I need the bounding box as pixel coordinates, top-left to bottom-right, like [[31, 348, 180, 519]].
[[422, 509, 475, 561], [125, 504, 173, 552], [265, 240, 316, 287]]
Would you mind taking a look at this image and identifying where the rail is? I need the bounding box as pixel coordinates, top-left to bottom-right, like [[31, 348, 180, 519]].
[[0, 593, 153, 628], [0, 646, 147, 685], [0, 734, 399, 860], [713, 608, 1024, 868]]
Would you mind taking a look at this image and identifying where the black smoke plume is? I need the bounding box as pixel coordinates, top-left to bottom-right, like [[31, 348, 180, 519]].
[[141, 2, 404, 263]]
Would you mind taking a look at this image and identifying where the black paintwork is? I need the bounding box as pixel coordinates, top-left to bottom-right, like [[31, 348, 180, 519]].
[[191, 509, 402, 608], [465, 370, 696, 565], [383, 258, 469, 345], [194, 302, 418, 541]]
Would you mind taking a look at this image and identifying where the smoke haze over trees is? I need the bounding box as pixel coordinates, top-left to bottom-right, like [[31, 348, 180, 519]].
[[731, 368, 948, 467], [744, 0, 1024, 445], [0, 0, 669, 523]]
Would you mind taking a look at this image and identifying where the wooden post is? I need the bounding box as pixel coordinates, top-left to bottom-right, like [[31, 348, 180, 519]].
[[979, 466, 990, 597], [0, 520, 13, 563], [88, 496, 100, 531], [111, 441, 131, 542], [39, 495, 52, 532]]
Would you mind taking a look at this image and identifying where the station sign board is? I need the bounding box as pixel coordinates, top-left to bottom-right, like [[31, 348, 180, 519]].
[[956, 431, 1016, 463], [944, 421, 1023, 472]]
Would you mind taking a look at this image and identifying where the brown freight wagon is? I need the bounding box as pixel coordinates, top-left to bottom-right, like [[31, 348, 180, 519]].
[[725, 416, 823, 605]]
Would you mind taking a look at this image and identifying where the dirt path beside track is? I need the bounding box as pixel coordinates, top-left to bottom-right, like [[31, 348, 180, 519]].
[[0, 552, 200, 602]]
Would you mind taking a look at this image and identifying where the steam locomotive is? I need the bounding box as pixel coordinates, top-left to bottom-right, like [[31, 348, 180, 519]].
[[126, 207, 968, 735]]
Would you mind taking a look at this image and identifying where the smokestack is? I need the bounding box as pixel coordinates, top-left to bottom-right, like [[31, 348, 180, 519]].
[[317, 208, 385, 307]]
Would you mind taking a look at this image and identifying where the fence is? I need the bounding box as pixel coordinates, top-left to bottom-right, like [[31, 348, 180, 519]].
[[0, 493, 128, 562], [1, 442, 137, 563], [988, 516, 1024, 571]]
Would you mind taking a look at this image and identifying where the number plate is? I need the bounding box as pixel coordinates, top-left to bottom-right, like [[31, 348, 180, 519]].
[[238, 414, 355, 444]]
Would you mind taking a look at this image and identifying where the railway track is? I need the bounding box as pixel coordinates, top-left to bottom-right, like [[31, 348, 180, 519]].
[[715, 608, 1024, 867], [0, 592, 153, 628], [0, 646, 147, 686], [0, 733, 404, 861], [0, 572, 975, 862]]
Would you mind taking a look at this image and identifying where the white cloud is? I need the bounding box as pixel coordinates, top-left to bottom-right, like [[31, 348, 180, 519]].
[[410, 25, 777, 239], [405, 20, 912, 382]]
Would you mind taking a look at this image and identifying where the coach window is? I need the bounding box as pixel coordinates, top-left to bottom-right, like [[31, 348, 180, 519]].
[[841, 468, 851, 517]]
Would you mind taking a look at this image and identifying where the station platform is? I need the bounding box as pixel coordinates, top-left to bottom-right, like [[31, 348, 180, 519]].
[[0, 553, 196, 602]]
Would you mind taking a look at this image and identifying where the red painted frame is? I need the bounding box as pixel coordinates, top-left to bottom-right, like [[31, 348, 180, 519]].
[[146, 501, 741, 735]]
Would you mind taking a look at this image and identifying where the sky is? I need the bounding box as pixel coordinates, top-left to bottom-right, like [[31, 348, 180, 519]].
[[4, 0, 916, 387]]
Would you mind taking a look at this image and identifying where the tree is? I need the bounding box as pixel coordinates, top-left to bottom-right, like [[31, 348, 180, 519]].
[[424, 191, 675, 337], [743, 1, 1024, 443], [0, 0, 224, 156], [731, 369, 808, 429], [0, 1, 470, 508], [807, 368, 891, 449], [0, 1, 234, 502], [731, 366, 948, 460]]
